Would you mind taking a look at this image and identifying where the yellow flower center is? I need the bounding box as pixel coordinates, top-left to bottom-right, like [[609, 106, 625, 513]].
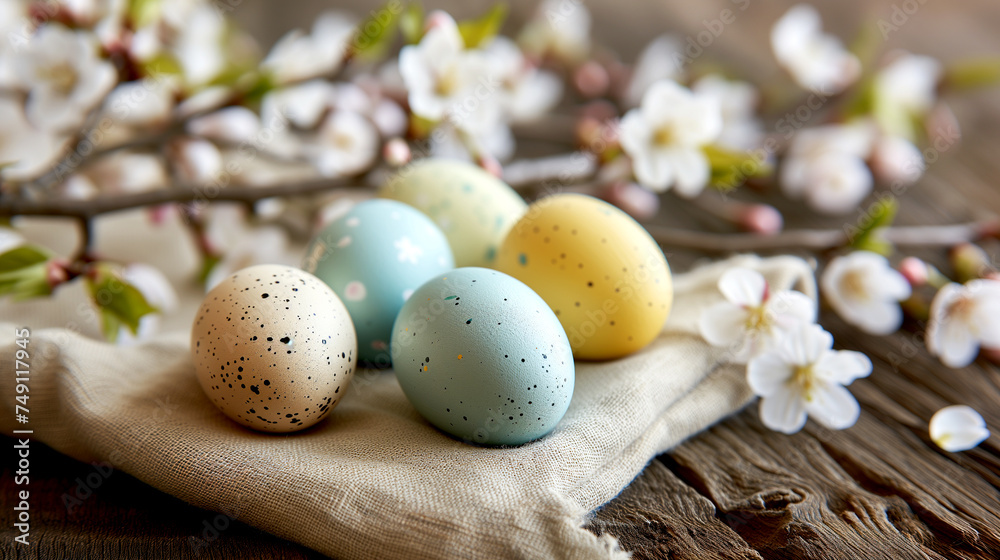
[[653, 125, 674, 147], [838, 270, 868, 301], [791, 364, 816, 402], [40, 62, 79, 96], [744, 305, 771, 333], [435, 65, 461, 97], [946, 294, 975, 323], [332, 132, 354, 150]]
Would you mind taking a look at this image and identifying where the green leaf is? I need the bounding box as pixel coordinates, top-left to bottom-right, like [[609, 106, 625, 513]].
[[0, 244, 54, 300], [198, 253, 222, 286], [0, 266, 51, 300], [128, 0, 161, 28], [138, 52, 183, 78], [943, 58, 1000, 91], [0, 245, 49, 273], [86, 266, 159, 341], [400, 3, 425, 44], [848, 197, 898, 255], [703, 145, 772, 192], [842, 76, 876, 120], [240, 72, 275, 105], [458, 3, 507, 49], [847, 21, 883, 71], [352, 1, 403, 61]]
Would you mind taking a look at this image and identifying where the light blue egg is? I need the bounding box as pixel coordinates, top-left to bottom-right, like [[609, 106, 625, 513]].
[[391, 268, 575, 446], [303, 199, 454, 366]]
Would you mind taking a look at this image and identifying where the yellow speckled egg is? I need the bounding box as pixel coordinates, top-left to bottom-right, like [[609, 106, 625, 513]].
[[378, 158, 527, 267], [494, 194, 672, 360]]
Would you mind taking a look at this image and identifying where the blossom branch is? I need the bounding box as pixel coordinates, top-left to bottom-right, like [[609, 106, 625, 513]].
[[644, 221, 999, 252], [0, 177, 362, 220]]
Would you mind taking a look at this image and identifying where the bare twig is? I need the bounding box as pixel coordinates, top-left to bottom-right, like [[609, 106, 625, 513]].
[[0, 177, 361, 219], [503, 152, 598, 190], [645, 221, 999, 252]]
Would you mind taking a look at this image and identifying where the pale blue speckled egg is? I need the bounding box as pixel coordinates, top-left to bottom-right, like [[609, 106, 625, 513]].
[[391, 267, 575, 446], [303, 199, 454, 366]]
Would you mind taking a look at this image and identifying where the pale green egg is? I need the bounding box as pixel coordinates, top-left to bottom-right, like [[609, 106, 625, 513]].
[[379, 159, 528, 267]]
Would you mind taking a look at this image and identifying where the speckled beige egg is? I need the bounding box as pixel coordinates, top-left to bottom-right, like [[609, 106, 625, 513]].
[[191, 264, 357, 433]]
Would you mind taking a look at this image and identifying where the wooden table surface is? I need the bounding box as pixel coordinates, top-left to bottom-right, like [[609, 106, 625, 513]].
[[3, 0, 1000, 558]]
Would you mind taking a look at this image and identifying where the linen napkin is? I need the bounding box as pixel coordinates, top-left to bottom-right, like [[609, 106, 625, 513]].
[[0, 254, 815, 559]]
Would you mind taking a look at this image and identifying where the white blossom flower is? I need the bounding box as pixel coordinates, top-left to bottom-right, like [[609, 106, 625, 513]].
[[748, 323, 872, 434], [0, 98, 67, 182], [430, 122, 515, 163], [371, 99, 408, 138], [623, 34, 682, 108], [873, 51, 942, 142], [519, 0, 592, 63], [821, 251, 912, 335], [929, 405, 990, 452], [870, 134, 924, 186], [307, 110, 379, 177], [398, 14, 500, 134], [927, 280, 1000, 368], [187, 107, 262, 144], [262, 80, 336, 130], [699, 267, 816, 363], [101, 78, 176, 127], [781, 123, 875, 214], [771, 4, 860, 94], [171, 138, 223, 185], [173, 5, 226, 86], [692, 74, 763, 151], [876, 52, 941, 118], [261, 11, 356, 85], [483, 36, 562, 123], [80, 152, 167, 194], [14, 24, 117, 131], [0, 0, 28, 88], [117, 262, 178, 345], [619, 80, 722, 196]]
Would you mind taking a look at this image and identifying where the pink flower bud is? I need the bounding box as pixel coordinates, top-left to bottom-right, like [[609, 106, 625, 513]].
[[575, 117, 602, 148], [926, 102, 961, 150], [737, 204, 783, 235], [478, 154, 503, 178], [425, 10, 457, 33], [383, 138, 412, 167], [898, 256, 929, 287], [579, 100, 618, 122], [46, 259, 70, 288], [574, 61, 611, 98], [600, 182, 659, 220]]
